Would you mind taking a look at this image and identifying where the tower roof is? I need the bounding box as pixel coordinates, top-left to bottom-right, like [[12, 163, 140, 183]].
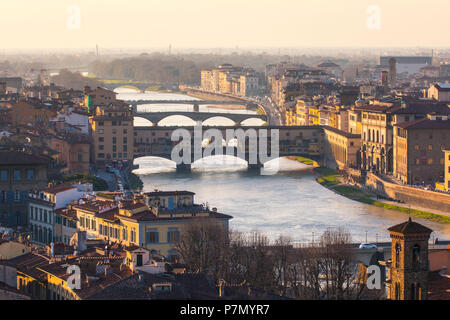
[[388, 217, 433, 235]]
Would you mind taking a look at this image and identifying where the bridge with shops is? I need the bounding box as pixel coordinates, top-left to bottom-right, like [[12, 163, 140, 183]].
[[133, 125, 325, 172]]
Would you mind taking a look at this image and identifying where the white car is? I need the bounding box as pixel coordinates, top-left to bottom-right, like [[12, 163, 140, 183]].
[[359, 243, 377, 249]]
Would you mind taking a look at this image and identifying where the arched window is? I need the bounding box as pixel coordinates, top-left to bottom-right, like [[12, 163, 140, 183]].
[[395, 282, 401, 300], [395, 243, 401, 268], [412, 244, 420, 267]]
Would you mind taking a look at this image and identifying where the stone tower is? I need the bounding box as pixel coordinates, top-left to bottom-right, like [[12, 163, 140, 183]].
[[387, 217, 432, 300]]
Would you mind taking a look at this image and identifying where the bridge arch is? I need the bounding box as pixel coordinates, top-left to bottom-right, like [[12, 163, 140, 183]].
[[133, 117, 154, 126], [202, 116, 237, 126], [239, 117, 267, 126], [156, 115, 197, 126], [113, 85, 142, 92]]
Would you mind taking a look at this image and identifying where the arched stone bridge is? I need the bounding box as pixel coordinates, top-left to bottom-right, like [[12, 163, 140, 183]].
[[133, 111, 267, 126], [101, 82, 160, 92], [133, 125, 325, 172]]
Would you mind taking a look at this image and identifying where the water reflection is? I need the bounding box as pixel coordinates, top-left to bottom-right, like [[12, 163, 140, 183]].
[[134, 156, 450, 243]]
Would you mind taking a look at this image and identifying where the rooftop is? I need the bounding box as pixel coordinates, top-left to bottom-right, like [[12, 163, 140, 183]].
[[388, 217, 433, 235], [395, 117, 450, 130], [42, 184, 76, 195], [0, 151, 52, 166]]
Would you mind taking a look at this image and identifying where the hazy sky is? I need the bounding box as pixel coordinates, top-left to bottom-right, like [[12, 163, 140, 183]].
[[1, 0, 449, 50]]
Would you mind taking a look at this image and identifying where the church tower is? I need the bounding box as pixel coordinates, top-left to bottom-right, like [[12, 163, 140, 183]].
[[387, 218, 432, 300]]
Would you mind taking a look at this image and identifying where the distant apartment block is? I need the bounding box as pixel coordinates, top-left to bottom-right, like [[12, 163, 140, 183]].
[[201, 64, 259, 97]]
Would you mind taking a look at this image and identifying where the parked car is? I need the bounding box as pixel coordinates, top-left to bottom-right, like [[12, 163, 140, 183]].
[[359, 243, 377, 249]]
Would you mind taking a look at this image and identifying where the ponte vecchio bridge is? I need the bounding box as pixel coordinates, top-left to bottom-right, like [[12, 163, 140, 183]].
[[133, 125, 325, 172]]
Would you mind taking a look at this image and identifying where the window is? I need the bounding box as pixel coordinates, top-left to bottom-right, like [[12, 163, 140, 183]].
[[427, 158, 433, 165], [123, 145, 127, 152], [99, 145, 104, 150], [428, 144, 432, 151], [131, 228, 136, 243], [98, 137, 104, 142], [123, 137, 127, 144], [395, 243, 401, 268], [98, 153, 105, 158], [112, 145, 116, 152], [112, 129, 117, 135], [14, 170, 21, 181], [0, 170, 7, 181], [122, 227, 128, 241], [14, 190, 20, 201], [112, 137, 116, 144], [412, 245, 420, 266], [146, 229, 159, 243], [27, 170, 34, 180], [167, 229, 180, 243], [98, 121, 104, 126], [123, 129, 127, 134], [99, 129, 104, 134]]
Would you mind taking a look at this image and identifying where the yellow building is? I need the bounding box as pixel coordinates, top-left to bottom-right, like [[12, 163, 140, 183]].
[[7, 252, 50, 300], [308, 106, 320, 125], [295, 100, 309, 125], [73, 191, 232, 258], [323, 127, 361, 169], [89, 103, 134, 168]]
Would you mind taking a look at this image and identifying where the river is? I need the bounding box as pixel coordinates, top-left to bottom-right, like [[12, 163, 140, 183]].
[[117, 88, 450, 243]]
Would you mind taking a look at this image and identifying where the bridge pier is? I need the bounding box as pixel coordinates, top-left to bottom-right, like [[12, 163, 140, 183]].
[[176, 163, 192, 173], [247, 163, 263, 172]]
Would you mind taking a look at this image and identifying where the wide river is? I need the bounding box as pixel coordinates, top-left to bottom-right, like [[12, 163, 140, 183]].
[[117, 88, 450, 244]]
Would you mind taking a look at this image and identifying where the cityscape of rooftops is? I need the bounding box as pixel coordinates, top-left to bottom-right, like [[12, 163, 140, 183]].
[[0, 0, 449, 311]]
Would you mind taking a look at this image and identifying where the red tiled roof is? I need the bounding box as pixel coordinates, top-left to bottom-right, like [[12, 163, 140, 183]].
[[0, 151, 52, 165], [388, 218, 433, 235], [42, 184, 76, 195], [395, 118, 450, 130]]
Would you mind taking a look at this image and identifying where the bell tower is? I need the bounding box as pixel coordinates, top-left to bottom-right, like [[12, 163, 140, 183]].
[[387, 217, 432, 300]]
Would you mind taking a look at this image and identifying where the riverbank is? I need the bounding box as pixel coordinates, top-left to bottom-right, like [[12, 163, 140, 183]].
[[291, 157, 450, 224]]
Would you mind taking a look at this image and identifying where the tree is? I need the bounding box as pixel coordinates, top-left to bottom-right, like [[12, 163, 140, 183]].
[[174, 218, 229, 283]]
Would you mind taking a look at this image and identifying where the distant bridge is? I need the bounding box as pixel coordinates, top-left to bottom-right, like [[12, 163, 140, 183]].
[[102, 82, 165, 92], [133, 110, 267, 126], [133, 125, 324, 172], [127, 99, 248, 105]]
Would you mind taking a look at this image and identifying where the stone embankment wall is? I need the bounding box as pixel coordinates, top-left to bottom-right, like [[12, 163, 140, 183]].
[[364, 173, 450, 213]]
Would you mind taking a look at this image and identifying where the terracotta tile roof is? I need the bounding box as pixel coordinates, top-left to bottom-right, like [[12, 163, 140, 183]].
[[7, 253, 50, 282], [395, 118, 450, 130], [388, 218, 433, 235], [0, 151, 52, 165], [42, 184, 76, 195]]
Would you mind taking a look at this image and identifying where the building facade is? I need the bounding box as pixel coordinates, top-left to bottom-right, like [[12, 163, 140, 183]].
[[393, 115, 450, 185], [0, 152, 50, 228], [89, 103, 134, 168], [73, 191, 232, 258], [28, 184, 88, 245]]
